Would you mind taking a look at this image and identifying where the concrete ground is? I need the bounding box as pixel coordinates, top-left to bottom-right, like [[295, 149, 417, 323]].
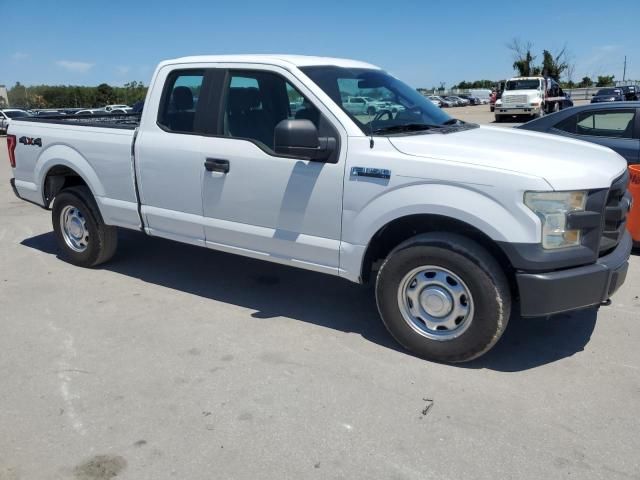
[[1, 113, 639, 480]]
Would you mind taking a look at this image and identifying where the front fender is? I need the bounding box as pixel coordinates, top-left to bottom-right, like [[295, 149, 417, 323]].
[[343, 183, 539, 247]]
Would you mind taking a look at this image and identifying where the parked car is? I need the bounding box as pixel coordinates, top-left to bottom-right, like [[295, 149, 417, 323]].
[[444, 96, 463, 106], [427, 96, 442, 107], [620, 86, 638, 101], [591, 88, 625, 103], [75, 109, 106, 115], [431, 95, 454, 107], [110, 107, 134, 114], [448, 96, 470, 106], [7, 54, 632, 363], [131, 101, 144, 113], [457, 94, 481, 105], [518, 102, 640, 165], [35, 109, 65, 116], [469, 89, 492, 104], [0, 109, 32, 133], [104, 104, 130, 112]]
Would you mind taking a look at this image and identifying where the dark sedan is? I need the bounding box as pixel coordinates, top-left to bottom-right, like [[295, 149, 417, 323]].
[[591, 88, 625, 103], [518, 102, 640, 164]]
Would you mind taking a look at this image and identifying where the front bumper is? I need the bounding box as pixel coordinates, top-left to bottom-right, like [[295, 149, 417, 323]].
[[517, 230, 632, 317], [495, 106, 541, 115]]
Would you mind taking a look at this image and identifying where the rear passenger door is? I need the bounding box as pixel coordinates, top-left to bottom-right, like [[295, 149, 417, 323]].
[[199, 66, 346, 274], [135, 68, 220, 245]]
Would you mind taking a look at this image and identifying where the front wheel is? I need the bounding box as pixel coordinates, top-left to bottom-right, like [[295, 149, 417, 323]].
[[375, 233, 511, 363], [52, 186, 118, 267]]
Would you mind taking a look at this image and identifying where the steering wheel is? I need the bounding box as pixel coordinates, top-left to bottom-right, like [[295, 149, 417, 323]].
[[373, 109, 393, 122]]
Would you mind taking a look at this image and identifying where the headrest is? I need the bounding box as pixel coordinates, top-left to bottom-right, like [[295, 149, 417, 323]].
[[172, 86, 194, 111], [228, 87, 261, 112]]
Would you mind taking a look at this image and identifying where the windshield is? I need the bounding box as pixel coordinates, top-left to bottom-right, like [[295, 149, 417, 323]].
[[505, 79, 540, 91], [4, 110, 31, 118], [300, 66, 452, 134]]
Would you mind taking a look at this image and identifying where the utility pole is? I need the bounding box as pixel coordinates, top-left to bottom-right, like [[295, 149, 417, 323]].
[[623, 56, 627, 82]]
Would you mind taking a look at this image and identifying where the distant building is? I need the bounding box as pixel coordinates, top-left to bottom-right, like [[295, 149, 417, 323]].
[[0, 85, 8, 107]]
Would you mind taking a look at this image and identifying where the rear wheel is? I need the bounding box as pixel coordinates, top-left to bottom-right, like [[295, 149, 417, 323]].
[[375, 233, 511, 363], [52, 186, 118, 267]]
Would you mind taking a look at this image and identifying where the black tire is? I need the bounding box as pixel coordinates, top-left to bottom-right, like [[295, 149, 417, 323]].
[[375, 233, 511, 363], [52, 186, 118, 267], [494, 115, 502, 123], [367, 106, 376, 115]]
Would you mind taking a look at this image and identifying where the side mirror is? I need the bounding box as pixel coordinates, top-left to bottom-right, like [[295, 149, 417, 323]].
[[274, 119, 336, 161]]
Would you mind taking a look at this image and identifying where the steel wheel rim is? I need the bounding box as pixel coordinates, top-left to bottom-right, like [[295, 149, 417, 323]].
[[397, 266, 474, 341], [60, 205, 89, 253]]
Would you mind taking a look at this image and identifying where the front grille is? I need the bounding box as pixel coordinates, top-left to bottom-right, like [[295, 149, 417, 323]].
[[599, 170, 631, 255], [503, 95, 527, 104]]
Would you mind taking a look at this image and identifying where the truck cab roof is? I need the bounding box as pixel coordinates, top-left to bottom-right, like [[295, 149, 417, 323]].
[[158, 54, 381, 70]]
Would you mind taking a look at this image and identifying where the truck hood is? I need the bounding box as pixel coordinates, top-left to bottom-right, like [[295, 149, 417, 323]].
[[387, 125, 627, 190]]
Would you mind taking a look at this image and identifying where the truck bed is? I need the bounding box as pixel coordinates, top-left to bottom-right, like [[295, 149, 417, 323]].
[[9, 114, 141, 231], [16, 112, 141, 130]]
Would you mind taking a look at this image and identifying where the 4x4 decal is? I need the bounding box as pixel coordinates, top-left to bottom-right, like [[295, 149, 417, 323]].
[[19, 136, 42, 147]]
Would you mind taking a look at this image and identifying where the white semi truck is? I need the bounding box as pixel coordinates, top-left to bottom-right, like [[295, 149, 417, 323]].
[[495, 76, 572, 122]]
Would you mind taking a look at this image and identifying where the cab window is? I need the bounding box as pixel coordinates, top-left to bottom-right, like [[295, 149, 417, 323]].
[[222, 70, 321, 151]]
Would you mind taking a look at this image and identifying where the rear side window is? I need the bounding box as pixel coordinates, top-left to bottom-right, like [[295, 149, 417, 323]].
[[158, 70, 205, 134], [576, 110, 636, 139]]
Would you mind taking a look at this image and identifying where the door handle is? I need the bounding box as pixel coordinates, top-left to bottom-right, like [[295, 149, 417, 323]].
[[204, 158, 230, 173]]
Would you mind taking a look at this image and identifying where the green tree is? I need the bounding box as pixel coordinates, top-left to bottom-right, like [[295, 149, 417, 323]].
[[596, 75, 615, 87], [540, 48, 568, 81], [8, 82, 28, 108], [507, 38, 537, 77], [96, 83, 115, 105], [578, 76, 593, 88]]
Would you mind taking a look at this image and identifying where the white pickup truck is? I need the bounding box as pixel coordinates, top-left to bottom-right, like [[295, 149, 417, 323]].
[[7, 55, 633, 362]]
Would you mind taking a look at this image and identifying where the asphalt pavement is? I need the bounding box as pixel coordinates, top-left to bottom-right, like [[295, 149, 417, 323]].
[[1, 112, 639, 480]]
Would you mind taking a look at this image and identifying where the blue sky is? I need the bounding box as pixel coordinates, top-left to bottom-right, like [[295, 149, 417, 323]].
[[3, 0, 639, 88]]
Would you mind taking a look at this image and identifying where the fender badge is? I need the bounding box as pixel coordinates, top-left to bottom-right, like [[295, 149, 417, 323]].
[[351, 167, 391, 179]]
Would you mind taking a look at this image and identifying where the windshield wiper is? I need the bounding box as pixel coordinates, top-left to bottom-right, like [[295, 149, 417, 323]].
[[441, 118, 463, 126], [372, 123, 440, 134]]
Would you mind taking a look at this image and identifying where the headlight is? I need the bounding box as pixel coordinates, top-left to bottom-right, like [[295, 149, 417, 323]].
[[524, 191, 587, 249]]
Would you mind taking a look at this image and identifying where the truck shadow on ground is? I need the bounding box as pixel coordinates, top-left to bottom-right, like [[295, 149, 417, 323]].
[[22, 229, 600, 372]]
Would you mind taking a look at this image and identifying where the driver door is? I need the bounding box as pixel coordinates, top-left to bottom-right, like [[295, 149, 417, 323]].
[[199, 67, 346, 274]]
